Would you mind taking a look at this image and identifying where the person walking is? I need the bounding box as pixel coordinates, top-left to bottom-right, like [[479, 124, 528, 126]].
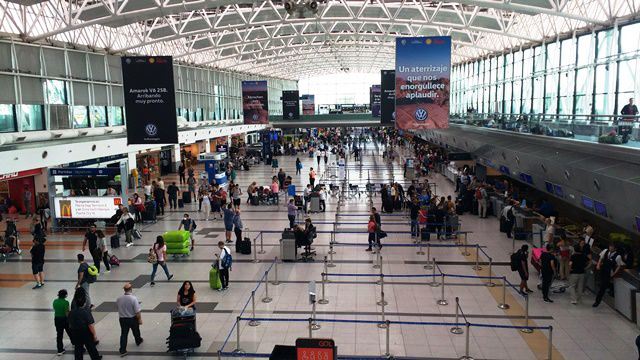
[[178, 163, 186, 185], [232, 209, 243, 243], [23, 185, 33, 218], [152, 182, 165, 216], [515, 245, 533, 295], [569, 244, 587, 305], [287, 199, 297, 229], [96, 230, 110, 274], [200, 189, 211, 221], [167, 182, 179, 210], [116, 208, 135, 247], [82, 225, 101, 271], [593, 243, 625, 307], [366, 215, 378, 252], [223, 204, 235, 243], [231, 184, 242, 210], [309, 168, 316, 187], [540, 243, 557, 303], [30, 238, 45, 289], [476, 184, 488, 218], [277, 168, 286, 190], [178, 214, 196, 251], [149, 236, 173, 287], [53, 289, 71, 356], [116, 283, 143, 357], [68, 289, 101, 359], [75, 254, 93, 309], [215, 241, 232, 291], [295, 157, 302, 175]]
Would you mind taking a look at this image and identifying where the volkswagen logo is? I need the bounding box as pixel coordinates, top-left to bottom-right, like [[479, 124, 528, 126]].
[[252, 113, 259, 121], [288, 112, 293, 118], [145, 123, 158, 136], [415, 108, 428, 122], [392, 111, 396, 120]]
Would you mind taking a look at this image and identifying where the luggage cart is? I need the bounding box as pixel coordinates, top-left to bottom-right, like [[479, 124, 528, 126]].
[[167, 309, 201, 358]]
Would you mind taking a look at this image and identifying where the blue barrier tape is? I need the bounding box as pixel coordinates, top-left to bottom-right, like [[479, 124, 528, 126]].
[[443, 274, 503, 280], [219, 352, 270, 358], [324, 273, 438, 278], [330, 242, 476, 248], [469, 323, 550, 330]]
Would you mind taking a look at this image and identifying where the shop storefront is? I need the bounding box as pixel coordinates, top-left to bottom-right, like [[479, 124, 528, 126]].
[[0, 168, 42, 215]]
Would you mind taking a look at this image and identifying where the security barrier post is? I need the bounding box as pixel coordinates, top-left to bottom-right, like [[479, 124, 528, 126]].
[[384, 320, 391, 357], [308, 318, 313, 338], [310, 301, 321, 330], [252, 240, 259, 263], [262, 271, 272, 303], [520, 295, 533, 334], [328, 242, 336, 255], [472, 244, 482, 270], [258, 232, 266, 254], [377, 291, 388, 329], [248, 291, 260, 326], [459, 323, 474, 360], [461, 233, 470, 256], [376, 275, 388, 306], [424, 245, 433, 270], [547, 326, 553, 360], [437, 274, 448, 306], [327, 247, 336, 268], [323, 256, 331, 283], [450, 297, 463, 334], [318, 273, 329, 305], [498, 276, 510, 309], [417, 239, 425, 255], [375, 256, 384, 285], [233, 316, 243, 353], [429, 258, 440, 287], [373, 248, 381, 269], [486, 257, 495, 287], [271, 257, 280, 286]]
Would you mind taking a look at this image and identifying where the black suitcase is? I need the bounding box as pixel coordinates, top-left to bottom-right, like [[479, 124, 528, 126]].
[[143, 201, 157, 222], [294, 195, 303, 207], [178, 199, 184, 208], [110, 234, 120, 249], [182, 191, 192, 204], [236, 237, 251, 254], [514, 228, 527, 240], [250, 196, 259, 206], [499, 217, 507, 233], [421, 227, 430, 241], [455, 204, 464, 215]]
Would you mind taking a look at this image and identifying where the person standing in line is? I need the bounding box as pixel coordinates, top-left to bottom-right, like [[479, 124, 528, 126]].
[[53, 289, 71, 356], [215, 241, 232, 291], [150, 236, 173, 287], [540, 243, 557, 303], [277, 168, 286, 190], [309, 168, 316, 187], [557, 235, 572, 281], [476, 184, 488, 218], [569, 244, 587, 305], [82, 225, 101, 271], [295, 157, 302, 175], [30, 238, 45, 289], [96, 230, 110, 274], [223, 204, 235, 243], [287, 199, 297, 229], [593, 243, 625, 307], [23, 185, 33, 218], [409, 197, 420, 239], [75, 254, 93, 310], [318, 186, 326, 212], [178, 163, 186, 185], [167, 182, 179, 210], [152, 182, 165, 216], [200, 189, 211, 221], [178, 213, 197, 251], [232, 209, 243, 243], [231, 184, 242, 210], [116, 283, 143, 357], [366, 215, 378, 252], [68, 290, 101, 360], [303, 184, 312, 214], [515, 245, 533, 295]]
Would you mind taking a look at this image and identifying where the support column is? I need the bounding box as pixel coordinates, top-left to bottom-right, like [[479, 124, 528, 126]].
[[171, 144, 181, 173], [127, 152, 138, 194]]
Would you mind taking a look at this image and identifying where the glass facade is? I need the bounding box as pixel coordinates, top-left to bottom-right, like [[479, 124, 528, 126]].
[[451, 21, 640, 118], [0, 104, 16, 132]]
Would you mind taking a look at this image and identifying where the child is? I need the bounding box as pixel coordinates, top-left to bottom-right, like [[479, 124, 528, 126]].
[[96, 230, 110, 273]]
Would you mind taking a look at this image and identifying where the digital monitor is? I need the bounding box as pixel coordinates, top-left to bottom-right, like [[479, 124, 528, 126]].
[[499, 165, 510, 175], [545, 181, 554, 193], [594, 201, 608, 217], [553, 184, 564, 197], [581, 196, 594, 211]]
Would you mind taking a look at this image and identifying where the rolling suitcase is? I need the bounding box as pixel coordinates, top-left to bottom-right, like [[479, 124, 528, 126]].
[[250, 196, 259, 206], [142, 202, 156, 222], [110, 234, 121, 248], [182, 191, 192, 204], [235, 237, 251, 254], [209, 267, 222, 290], [420, 227, 430, 241], [178, 199, 184, 208]]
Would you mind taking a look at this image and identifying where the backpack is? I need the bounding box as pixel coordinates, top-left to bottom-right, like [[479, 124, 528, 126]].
[[221, 248, 233, 269], [109, 255, 120, 266], [475, 188, 483, 200], [86, 265, 98, 283], [510, 252, 520, 271], [147, 248, 158, 264]]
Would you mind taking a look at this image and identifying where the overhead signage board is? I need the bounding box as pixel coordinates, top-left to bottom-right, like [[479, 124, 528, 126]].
[[395, 36, 451, 130], [121, 56, 178, 144], [242, 81, 269, 124], [54, 197, 122, 219], [301, 94, 315, 115], [370, 85, 381, 117], [282, 90, 300, 120], [49, 168, 120, 176], [381, 70, 395, 124]]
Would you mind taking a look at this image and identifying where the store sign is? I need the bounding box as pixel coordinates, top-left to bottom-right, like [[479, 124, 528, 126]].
[[381, 70, 396, 124], [395, 36, 451, 130], [295, 338, 336, 360], [121, 56, 178, 144], [49, 168, 120, 176], [242, 80, 269, 124], [0, 168, 41, 181], [216, 144, 229, 153], [54, 197, 122, 219]]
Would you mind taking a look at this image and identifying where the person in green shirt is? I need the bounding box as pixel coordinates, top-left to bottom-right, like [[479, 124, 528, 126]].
[[53, 289, 71, 356]]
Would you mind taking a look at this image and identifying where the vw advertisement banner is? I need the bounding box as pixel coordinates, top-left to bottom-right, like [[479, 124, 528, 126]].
[[301, 94, 315, 115], [381, 70, 396, 124], [121, 56, 178, 144], [370, 85, 381, 117], [395, 36, 451, 130], [242, 80, 269, 124], [282, 90, 300, 120]]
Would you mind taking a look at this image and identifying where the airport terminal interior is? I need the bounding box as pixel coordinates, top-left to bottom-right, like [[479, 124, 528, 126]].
[[0, 1, 640, 360]]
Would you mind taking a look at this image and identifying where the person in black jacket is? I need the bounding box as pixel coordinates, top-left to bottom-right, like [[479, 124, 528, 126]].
[[152, 182, 165, 216], [30, 238, 45, 289]]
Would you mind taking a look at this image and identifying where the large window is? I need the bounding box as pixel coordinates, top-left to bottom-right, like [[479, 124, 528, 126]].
[[90, 106, 107, 127], [0, 104, 16, 132], [107, 106, 124, 126], [72, 106, 89, 128], [19, 104, 44, 131], [44, 79, 67, 105]]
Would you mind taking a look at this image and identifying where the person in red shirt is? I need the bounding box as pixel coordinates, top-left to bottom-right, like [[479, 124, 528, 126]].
[[366, 215, 378, 252]]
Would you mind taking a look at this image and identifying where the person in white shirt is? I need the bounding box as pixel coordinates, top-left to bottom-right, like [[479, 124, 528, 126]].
[[318, 187, 326, 212], [116, 208, 136, 247], [156, 177, 165, 191], [303, 184, 312, 214], [150, 236, 173, 287], [116, 283, 143, 356], [593, 244, 625, 307], [215, 241, 232, 291], [143, 182, 152, 202]]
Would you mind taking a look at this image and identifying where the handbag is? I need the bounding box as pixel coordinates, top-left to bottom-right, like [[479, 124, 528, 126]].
[[147, 248, 158, 264], [378, 231, 388, 239]]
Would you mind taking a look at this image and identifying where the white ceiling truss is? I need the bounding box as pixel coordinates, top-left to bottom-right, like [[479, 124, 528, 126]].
[[0, 0, 638, 80]]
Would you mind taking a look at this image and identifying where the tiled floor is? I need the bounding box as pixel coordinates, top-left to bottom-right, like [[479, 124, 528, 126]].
[[0, 141, 637, 359]]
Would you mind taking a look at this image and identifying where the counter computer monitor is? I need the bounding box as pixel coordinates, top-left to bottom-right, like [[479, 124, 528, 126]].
[[545, 181, 554, 194], [581, 196, 594, 211], [553, 184, 564, 198], [594, 201, 608, 217]]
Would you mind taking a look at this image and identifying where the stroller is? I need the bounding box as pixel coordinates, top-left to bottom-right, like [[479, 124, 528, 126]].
[[531, 248, 569, 293]]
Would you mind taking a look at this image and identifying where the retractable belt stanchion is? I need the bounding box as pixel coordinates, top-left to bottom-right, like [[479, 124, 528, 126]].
[[423, 243, 432, 268], [373, 244, 381, 269], [271, 257, 280, 286], [547, 326, 554, 360], [318, 273, 329, 305], [383, 320, 391, 357], [323, 256, 331, 283], [308, 318, 313, 338], [450, 297, 463, 335], [258, 232, 266, 254], [252, 239, 259, 263], [378, 290, 388, 329], [327, 246, 336, 268], [233, 316, 243, 353], [520, 295, 533, 333], [416, 239, 425, 255], [376, 256, 384, 285], [459, 322, 474, 360], [429, 258, 439, 287], [461, 233, 470, 256], [262, 271, 272, 303], [437, 273, 448, 305], [377, 274, 388, 306], [486, 257, 495, 287], [498, 276, 510, 309], [328, 241, 335, 255], [310, 300, 320, 330], [248, 291, 260, 326], [472, 244, 482, 270]]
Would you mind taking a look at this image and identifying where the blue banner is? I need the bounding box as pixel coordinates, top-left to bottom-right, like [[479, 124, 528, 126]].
[[395, 36, 451, 130], [49, 168, 120, 176]]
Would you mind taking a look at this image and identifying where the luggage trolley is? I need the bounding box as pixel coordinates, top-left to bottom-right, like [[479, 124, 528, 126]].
[[167, 309, 201, 358]]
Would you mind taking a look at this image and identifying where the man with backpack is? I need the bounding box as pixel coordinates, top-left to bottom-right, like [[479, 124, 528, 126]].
[[511, 245, 532, 295], [475, 184, 488, 218], [178, 214, 197, 251], [501, 201, 516, 238], [593, 243, 625, 307], [215, 241, 232, 291], [76, 254, 96, 309]]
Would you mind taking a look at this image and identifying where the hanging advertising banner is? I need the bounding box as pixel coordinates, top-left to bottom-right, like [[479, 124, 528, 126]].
[[54, 197, 122, 219], [121, 56, 178, 144], [242, 80, 269, 124], [370, 85, 381, 117], [381, 70, 396, 124], [301, 94, 315, 115], [395, 36, 451, 130], [282, 90, 300, 120]]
